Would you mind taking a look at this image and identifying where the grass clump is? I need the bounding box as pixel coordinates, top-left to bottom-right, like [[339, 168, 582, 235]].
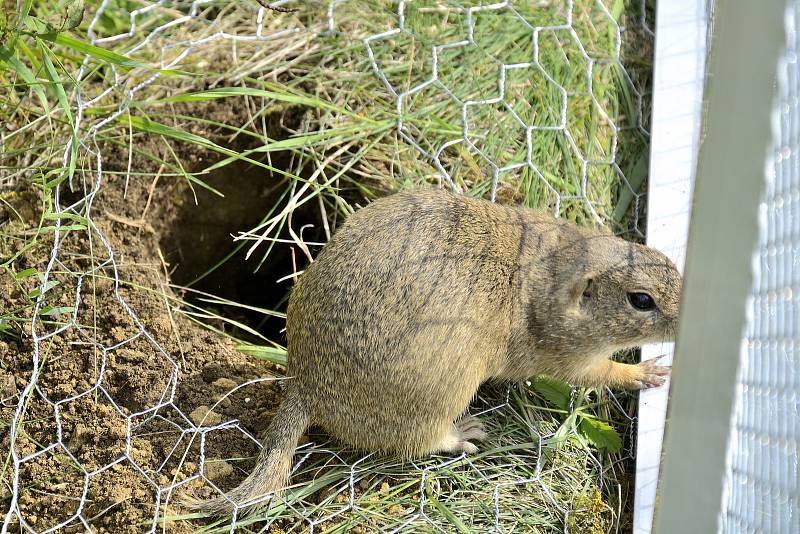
[[1, 0, 654, 532]]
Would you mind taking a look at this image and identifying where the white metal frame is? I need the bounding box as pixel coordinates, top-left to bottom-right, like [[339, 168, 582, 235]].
[[634, 1, 708, 531], [653, 1, 789, 532]]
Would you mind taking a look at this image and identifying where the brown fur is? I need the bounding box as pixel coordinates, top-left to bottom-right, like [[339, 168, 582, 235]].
[[190, 189, 682, 515]]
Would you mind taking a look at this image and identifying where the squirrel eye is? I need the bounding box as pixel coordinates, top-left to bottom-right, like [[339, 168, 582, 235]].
[[628, 292, 655, 311]]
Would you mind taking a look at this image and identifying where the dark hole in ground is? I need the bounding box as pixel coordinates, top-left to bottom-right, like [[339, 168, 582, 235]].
[[153, 100, 379, 345], [159, 153, 329, 344]]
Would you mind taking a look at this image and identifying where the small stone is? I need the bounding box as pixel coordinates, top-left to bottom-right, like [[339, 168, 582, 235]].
[[388, 504, 404, 516], [67, 423, 90, 452], [0, 372, 16, 398], [188, 405, 222, 426], [380, 482, 390, 494], [112, 485, 133, 502], [211, 377, 237, 391], [116, 348, 146, 363], [203, 460, 234, 481]]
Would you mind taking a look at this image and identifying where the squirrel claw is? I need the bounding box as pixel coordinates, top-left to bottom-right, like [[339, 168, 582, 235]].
[[455, 415, 487, 442], [633, 360, 671, 389]]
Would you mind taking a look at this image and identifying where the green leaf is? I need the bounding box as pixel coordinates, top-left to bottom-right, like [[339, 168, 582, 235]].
[[235, 344, 287, 366], [37, 39, 77, 184], [22, 12, 55, 34], [43, 212, 87, 223], [611, 0, 625, 20], [39, 167, 69, 189], [0, 44, 49, 113], [39, 306, 74, 316], [551, 411, 579, 450], [15, 268, 38, 279], [125, 114, 230, 150], [149, 86, 374, 123], [613, 149, 648, 223], [425, 479, 472, 533], [21, 17, 189, 76], [121, 114, 298, 181], [28, 279, 60, 299], [49, 32, 183, 73], [578, 417, 623, 453], [530, 375, 572, 411], [60, 0, 85, 31], [40, 224, 87, 232]]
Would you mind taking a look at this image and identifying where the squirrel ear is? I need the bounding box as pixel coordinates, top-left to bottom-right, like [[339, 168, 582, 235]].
[[582, 277, 594, 299], [567, 274, 595, 308]]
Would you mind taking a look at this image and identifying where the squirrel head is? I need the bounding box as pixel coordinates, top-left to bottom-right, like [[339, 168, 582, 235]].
[[527, 233, 682, 357]]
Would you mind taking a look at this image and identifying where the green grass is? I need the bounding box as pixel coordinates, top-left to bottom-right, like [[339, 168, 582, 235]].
[[1, 0, 654, 532]]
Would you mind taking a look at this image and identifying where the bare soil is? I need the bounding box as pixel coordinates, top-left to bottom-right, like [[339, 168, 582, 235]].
[[0, 99, 314, 532]]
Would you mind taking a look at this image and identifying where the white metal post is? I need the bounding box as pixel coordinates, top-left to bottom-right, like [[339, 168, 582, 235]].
[[634, 1, 708, 531], [654, 1, 788, 532]]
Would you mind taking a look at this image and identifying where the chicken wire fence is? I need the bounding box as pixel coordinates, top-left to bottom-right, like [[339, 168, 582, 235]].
[[1, 1, 655, 532]]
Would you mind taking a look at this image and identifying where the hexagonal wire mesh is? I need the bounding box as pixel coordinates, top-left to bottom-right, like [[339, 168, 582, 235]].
[[1, 1, 656, 532]]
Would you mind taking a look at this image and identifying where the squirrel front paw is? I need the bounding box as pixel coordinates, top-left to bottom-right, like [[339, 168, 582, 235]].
[[632, 359, 671, 389]]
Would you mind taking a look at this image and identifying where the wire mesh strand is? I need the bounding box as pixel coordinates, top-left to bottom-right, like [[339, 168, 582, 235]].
[[363, 0, 650, 220], [1, 1, 652, 532]]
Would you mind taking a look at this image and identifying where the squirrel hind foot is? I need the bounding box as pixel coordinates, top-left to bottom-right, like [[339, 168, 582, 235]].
[[428, 417, 488, 456], [455, 415, 488, 442]]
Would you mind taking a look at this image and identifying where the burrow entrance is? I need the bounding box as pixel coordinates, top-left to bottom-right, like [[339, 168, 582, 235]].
[[157, 108, 359, 344]]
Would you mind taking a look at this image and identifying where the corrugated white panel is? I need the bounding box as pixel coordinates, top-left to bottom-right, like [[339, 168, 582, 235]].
[[720, 3, 800, 532], [634, 1, 707, 532]]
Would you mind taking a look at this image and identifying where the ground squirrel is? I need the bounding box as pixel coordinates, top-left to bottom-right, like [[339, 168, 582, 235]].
[[191, 189, 682, 515]]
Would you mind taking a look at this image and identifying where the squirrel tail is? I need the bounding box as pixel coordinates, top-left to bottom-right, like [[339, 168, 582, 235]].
[[184, 391, 309, 517]]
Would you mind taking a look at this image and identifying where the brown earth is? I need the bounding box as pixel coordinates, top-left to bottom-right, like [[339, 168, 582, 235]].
[[0, 99, 322, 532]]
